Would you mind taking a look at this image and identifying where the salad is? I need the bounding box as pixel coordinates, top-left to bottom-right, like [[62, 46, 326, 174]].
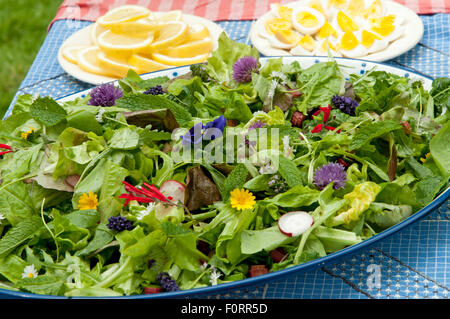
[[0, 33, 448, 297]]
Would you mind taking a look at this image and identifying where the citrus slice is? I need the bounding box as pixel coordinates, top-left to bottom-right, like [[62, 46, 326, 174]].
[[77, 47, 114, 76], [184, 23, 210, 42], [151, 52, 209, 66], [146, 21, 188, 51], [108, 19, 163, 36], [150, 10, 182, 22], [90, 22, 107, 46], [97, 52, 139, 78], [98, 29, 155, 57], [129, 54, 172, 73], [62, 45, 90, 64], [97, 5, 151, 28], [160, 38, 213, 58]]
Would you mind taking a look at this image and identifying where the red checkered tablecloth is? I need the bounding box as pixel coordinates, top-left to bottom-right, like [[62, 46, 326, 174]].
[[51, 0, 450, 28]]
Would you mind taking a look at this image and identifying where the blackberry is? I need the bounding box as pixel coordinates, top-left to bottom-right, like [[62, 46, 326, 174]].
[[143, 85, 164, 95], [106, 216, 134, 232]]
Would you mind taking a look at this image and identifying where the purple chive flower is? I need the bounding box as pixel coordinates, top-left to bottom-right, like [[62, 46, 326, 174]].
[[182, 115, 226, 146], [233, 56, 259, 83], [313, 162, 347, 190], [157, 272, 180, 292], [144, 85, 164, 95], [331, 95, 359, 116], [249, 120, 266, 130], [106, 216, 134, 232], [88, 83, 123, 107]]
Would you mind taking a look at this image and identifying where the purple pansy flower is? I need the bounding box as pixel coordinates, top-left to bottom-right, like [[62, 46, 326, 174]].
[[88, 83, 123, 107], [248, 120, 266, 130], [233, 56, 259, 83], [182, 115, 226, 146], [313, 162, 347, 190], [331, 95, 359, 116]]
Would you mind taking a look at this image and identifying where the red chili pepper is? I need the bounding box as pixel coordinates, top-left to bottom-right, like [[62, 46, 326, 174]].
[[311, 124, 323, 133]]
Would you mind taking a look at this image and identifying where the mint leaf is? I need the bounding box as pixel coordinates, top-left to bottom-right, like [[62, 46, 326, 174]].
[[222, 164, 249, 200], [278, 156, 303, 187], [350, 120, 402, 150], [30, 97, 67, 126], [17, 275, 65, 295], [0, 216, 43, 257]]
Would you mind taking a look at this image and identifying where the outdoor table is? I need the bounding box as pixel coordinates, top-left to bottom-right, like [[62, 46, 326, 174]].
[[3, 0, 449, 299]]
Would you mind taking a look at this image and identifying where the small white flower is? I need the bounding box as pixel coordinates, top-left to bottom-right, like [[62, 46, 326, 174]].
[[96, 107, 106, 123], [22, 264, 38, 279], [200, 262, 209, 271], [267, 79, 278, 101], [271, 71, 288, 84], [209, 268, 221, 286], [136, 203, 155, 220], [0, 213, 5, 225]]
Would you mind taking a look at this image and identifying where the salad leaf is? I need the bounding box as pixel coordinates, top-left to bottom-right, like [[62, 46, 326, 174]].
[[29, 97, 67, 127], [429, 121, 450, 176]]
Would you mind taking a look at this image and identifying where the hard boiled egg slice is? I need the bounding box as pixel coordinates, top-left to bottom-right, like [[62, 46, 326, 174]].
[[270, 3, 294, 20], [335, 10, 360, 33], [290, 35, 317, 55], [362, 0, 385, 22], [308, 0, 327, 16], [258, 17, 292, 39], [338, 31, 369, 58], [292, 7, 325, 35], [316, 21, 339, 40], [371, 15, 405, 42], [345, 0, 366, 17], [315, 38, 342, 57], [324, 0, 349, 19], [270, 29, 302, 49], [360, 29, 388, 53]]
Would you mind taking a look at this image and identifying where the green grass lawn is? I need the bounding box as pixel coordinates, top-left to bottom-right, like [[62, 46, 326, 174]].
[[0, 0, 61, 118]]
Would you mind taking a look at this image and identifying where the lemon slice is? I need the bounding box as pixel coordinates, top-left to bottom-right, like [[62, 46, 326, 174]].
[[160, 38, 213, 58], [146, 21, 188, 51], [129, 54, 172, 73], [90, 22, 107, 46], [77, 47, 114, 76], [62, 45, 90, 64], [98, 29, 155, 58], [150, 10, 182, 22], [97, 5, 151, 28], [109, 19, 163, 36], [151, 52, 209, 66], [185, 23, 210, 42], [97, 52, 139, 78]]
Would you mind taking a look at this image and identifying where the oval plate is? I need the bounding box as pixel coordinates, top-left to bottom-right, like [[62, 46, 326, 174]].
[[250, 0, 423, 62], [1, 56, 448, 299], [57, 14, 225, 85]]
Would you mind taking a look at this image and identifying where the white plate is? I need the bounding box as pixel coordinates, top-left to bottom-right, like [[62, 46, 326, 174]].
[[57, 14, 225, 85], [250, 0, 423, 62]]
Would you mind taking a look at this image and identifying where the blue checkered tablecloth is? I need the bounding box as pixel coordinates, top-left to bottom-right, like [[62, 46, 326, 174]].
[[4, 15, 450, 299]]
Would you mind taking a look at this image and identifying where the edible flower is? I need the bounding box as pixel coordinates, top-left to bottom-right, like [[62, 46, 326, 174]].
[[106, 216, 134, 232], [230, 188, 256, 211], [331, 95, 359, 115], [420, 152, 431, 163], [313, 162, 347, 190], [21, 126, 35, 140], [311, 123, 323, 133], [88, 83, 123, 107], [182, 115, 226, 145], [0, 144, 13, 157], [78, 191, 99, 210], [22, 264, 38, 279], [119, 181, 172, 206], [312, 105, 332, 122], [157, 272, 180, 292], [232, 56, 259, 83], [0, 213, 5, 226], [248, 120, 266, 130]]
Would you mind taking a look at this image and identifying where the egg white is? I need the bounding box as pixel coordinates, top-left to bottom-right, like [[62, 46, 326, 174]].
[[338, 32, 369, 58], [292, 6, 326, 35], [314, 38, 342, 56], [290, 45, 317, 56]]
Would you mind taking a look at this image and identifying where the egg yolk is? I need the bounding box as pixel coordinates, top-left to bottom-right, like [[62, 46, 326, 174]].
[[275, 29, 300, 44], [346, 0, 365, 17], [328, 0, 348, 9], [340, 31, 359, 50], [361, 30, 381, 48], [277, 5, 293, 20], [309, 0, 325, 14], [319, 39, 339, 52], [371, 16, 395, 36], [296, 11, 319, 28], [318, 21, 338, 38], [265, 18, 292, 35], [298, 35, 316, 52], [362, 0, 383, 20], [337, 11, 359, 33]]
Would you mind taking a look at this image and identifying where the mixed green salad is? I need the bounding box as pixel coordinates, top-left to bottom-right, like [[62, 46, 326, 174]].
[[0, 33, 448, 297]]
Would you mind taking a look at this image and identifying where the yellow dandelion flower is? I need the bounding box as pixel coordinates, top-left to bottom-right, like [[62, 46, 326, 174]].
[[78, 191, 99, 210], [21, 126, 35, 140], [230, 188, 256, 211], [420, 152, 431, 163]]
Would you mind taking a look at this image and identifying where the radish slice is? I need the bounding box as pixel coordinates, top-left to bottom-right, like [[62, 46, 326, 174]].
[[278, 211, 314, 237], [159, 180, 186, 204]]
